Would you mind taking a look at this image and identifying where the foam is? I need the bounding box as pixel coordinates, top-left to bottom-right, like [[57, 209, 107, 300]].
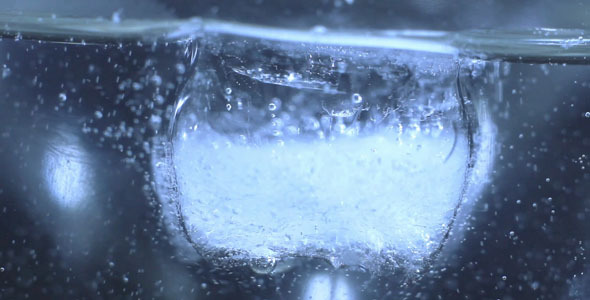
[[170, 125, 468, 268]]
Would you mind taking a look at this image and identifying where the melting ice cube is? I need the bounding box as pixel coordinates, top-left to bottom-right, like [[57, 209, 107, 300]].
[[153, 35, 494, 272]]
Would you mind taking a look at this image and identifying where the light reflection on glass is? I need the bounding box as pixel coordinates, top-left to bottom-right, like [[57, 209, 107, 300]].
[[303, 274, 355, 300], [42, 133, 92, 209]]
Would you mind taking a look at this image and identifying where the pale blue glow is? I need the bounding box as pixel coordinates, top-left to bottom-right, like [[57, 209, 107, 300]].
[[304, 275, 331, 300], [43, 135, 92, 209], [303, 274, 355, 300]]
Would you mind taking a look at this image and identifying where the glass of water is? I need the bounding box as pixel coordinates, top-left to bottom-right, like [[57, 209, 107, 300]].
[[2, 1, 590, 299]]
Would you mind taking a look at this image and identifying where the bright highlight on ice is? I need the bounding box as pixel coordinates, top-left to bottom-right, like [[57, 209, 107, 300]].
[[172, 127, 467, 267]]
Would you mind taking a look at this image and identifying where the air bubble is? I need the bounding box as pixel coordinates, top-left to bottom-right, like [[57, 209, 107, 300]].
[[585, 112, 590, 118], [2, 65, 11, 79], [149, 115, 162, 130], [175, 63, 186, 74], [268, 98, 281, 111], [226, 103, 232, 111], [225, 87, 232, 95], [111, 9, 122, 23], [250, 258, 277, 274], [351, 93, 363, 104], [58, 93, 67, 102], [150, 74, 162, 86], [94, 111, 103, 119], [303, 116, 320, 131]]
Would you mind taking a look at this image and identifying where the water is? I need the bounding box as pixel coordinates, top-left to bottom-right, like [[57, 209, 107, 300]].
[[1, 15, 589, 299]]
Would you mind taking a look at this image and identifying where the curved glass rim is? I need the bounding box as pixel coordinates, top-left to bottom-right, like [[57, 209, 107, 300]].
[[1, 13, 590, 62]]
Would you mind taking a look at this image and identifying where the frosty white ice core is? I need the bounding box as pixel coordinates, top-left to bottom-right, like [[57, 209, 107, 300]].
[[172, 126, 468, 268]]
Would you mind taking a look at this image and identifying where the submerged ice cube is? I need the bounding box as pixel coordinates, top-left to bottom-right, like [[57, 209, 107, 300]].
[[153, 34, 493, 272], [172, 125, 467, 266]]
